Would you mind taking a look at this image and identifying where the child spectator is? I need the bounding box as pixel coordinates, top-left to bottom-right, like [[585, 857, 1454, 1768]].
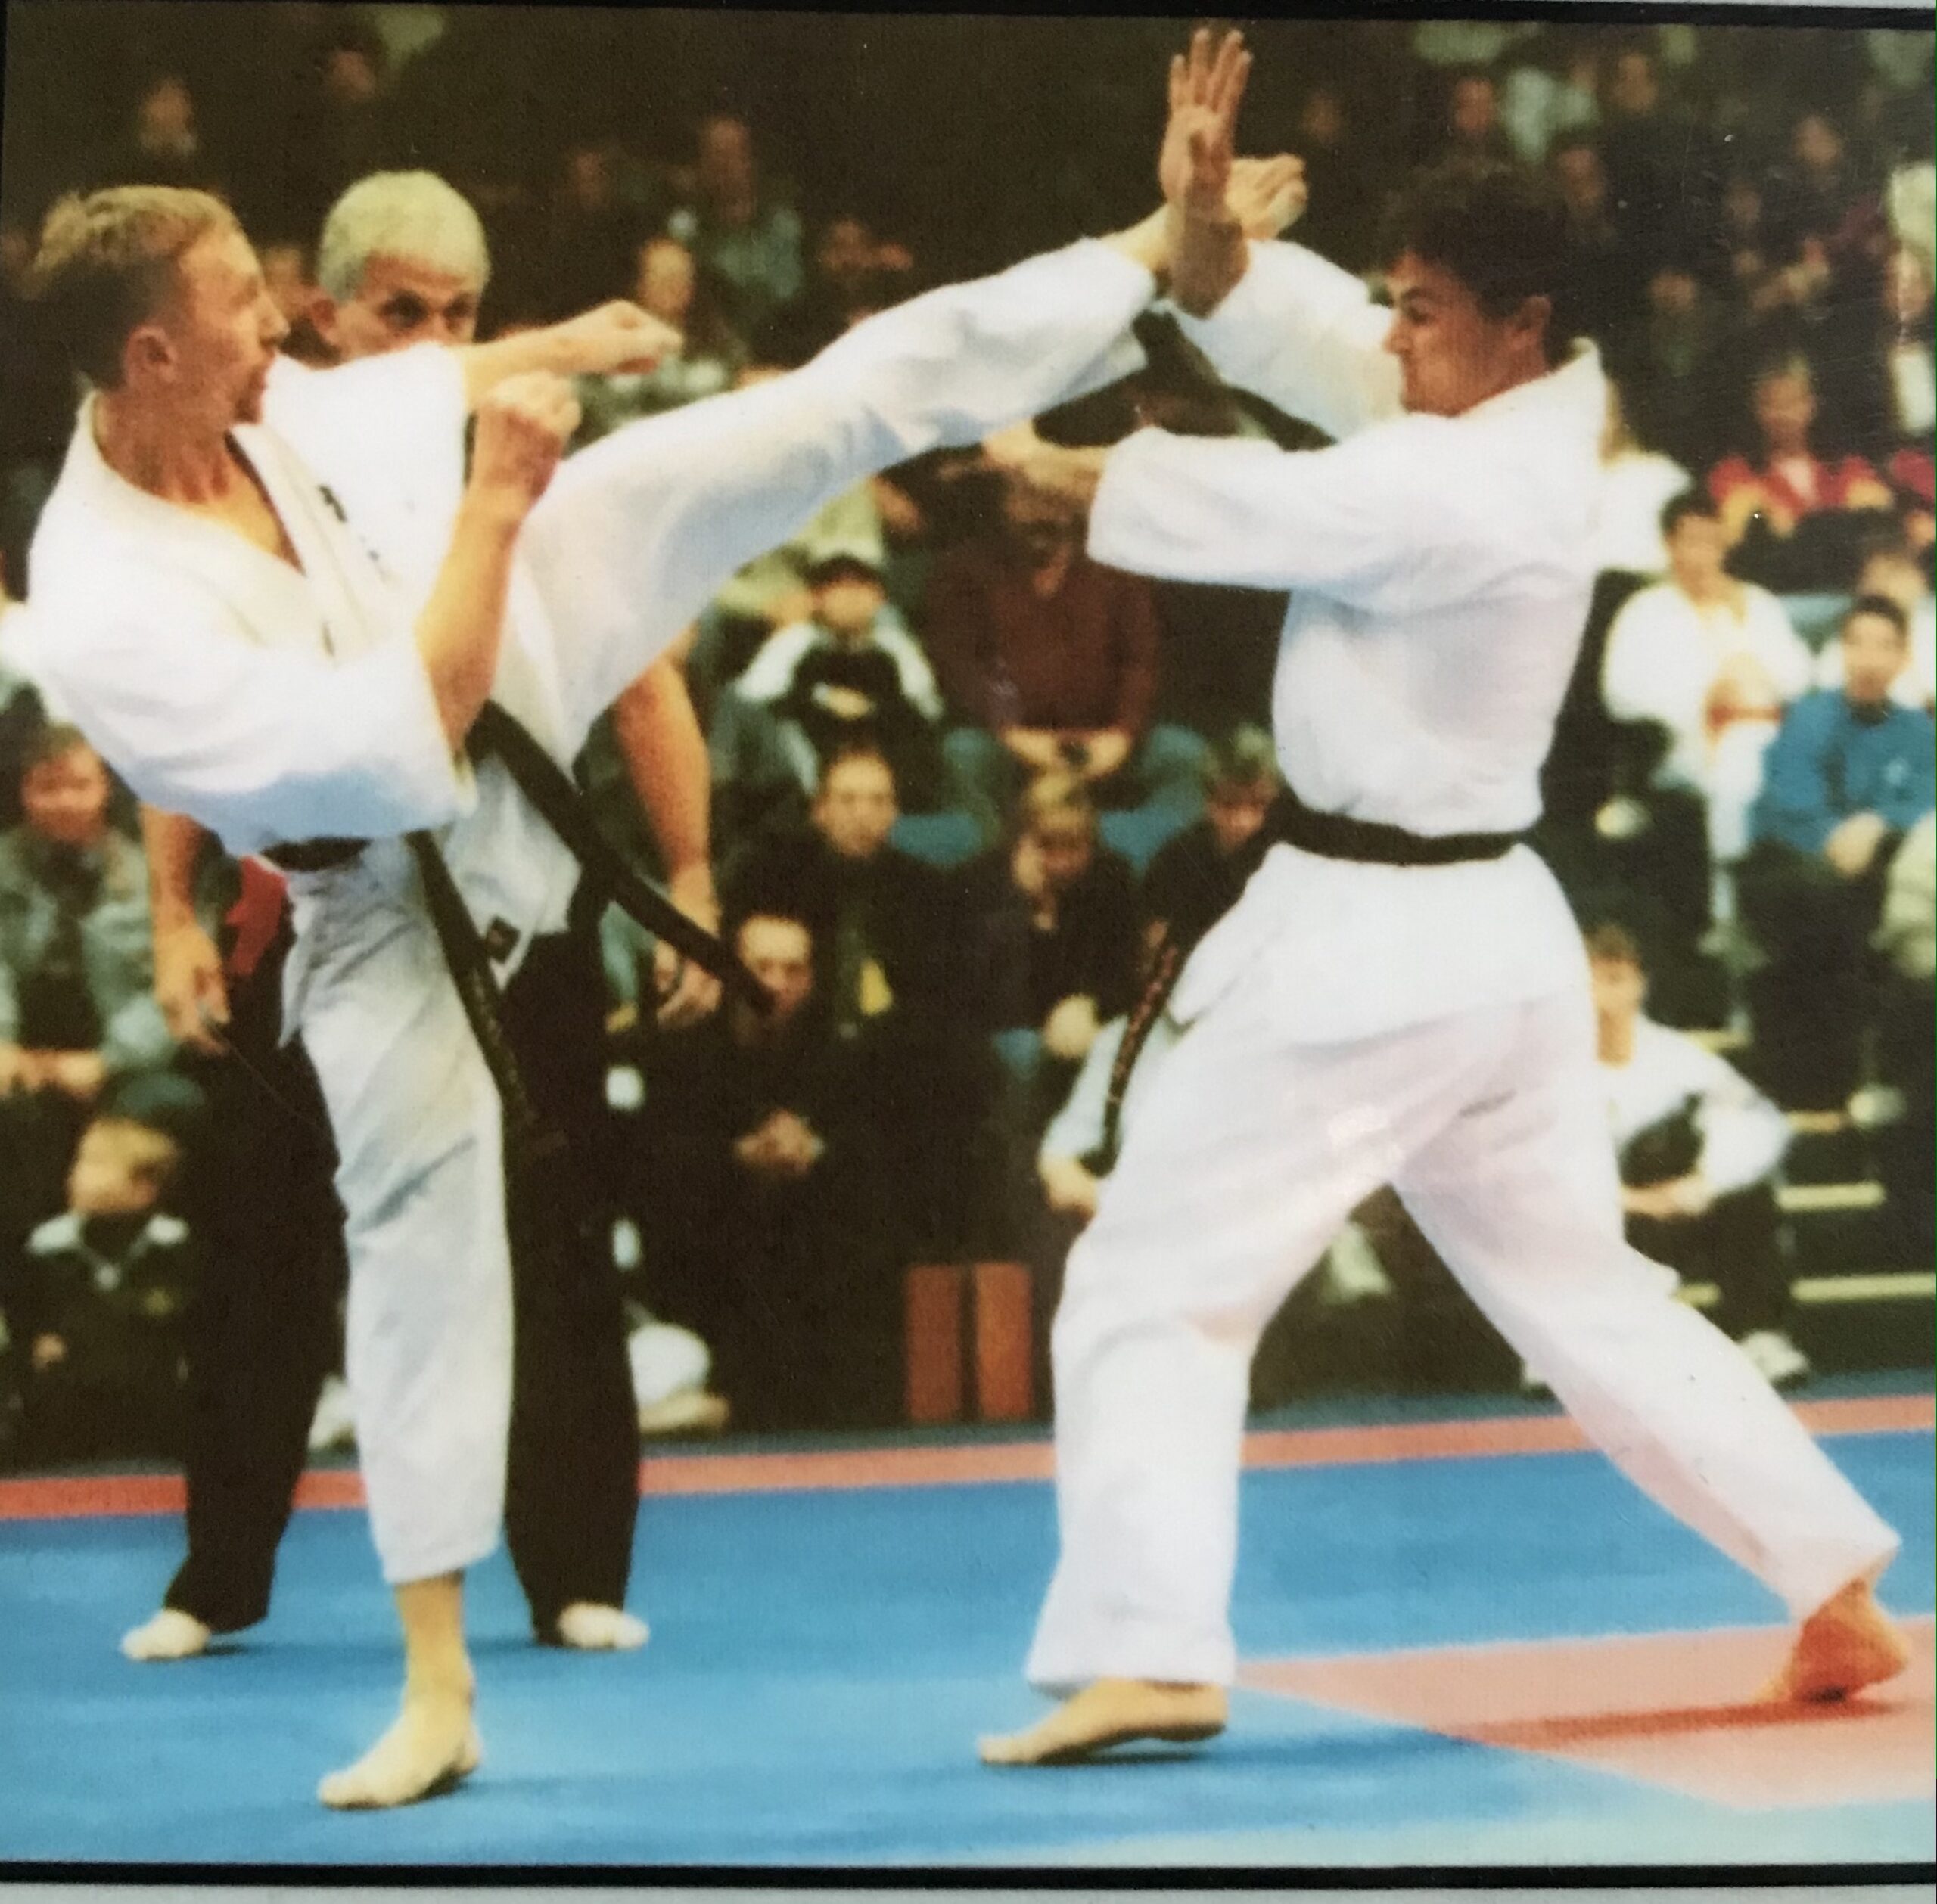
[[1587, 923, 1808, 1388], [717, 553, 946, 815], [16, 1114, 195, 1461], [1139, 725, 1282, 950]]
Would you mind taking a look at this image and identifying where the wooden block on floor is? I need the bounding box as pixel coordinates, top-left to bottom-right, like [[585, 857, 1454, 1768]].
[[904, 1264, 964, 1424], [972, 1260, 1034, 1421]]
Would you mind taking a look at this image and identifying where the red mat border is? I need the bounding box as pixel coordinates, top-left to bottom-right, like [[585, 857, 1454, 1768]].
[[0, 1392, 1926, 1522]]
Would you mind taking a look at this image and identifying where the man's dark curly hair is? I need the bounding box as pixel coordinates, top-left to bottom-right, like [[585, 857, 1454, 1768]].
[[1377, 159, 1578, 368]]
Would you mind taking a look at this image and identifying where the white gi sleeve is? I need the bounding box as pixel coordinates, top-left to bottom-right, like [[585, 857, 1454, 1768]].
[[1683, 1037, 1791, 1195], [1167, 241, 1404, 441], [1089, 422, 1457, 611], [517, 239, 1157, 745], [263, 347, 468, 519], [36, 577, 471, 852]]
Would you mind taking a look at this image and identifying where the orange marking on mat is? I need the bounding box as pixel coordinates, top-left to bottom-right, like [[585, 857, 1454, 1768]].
[[1241, 1617, 1935, 1809], [0, 1392, 1927, 1520]]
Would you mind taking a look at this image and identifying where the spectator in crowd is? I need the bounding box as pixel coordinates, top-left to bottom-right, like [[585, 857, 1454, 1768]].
[[255, 238, 331, 365], [1716, 169, 1786, 318], [1283, 85, 1381, 275], [1814, 543, 1936, 710], [0, 561, 50, 835], [925, 471, 1202, 838], [1856, 244, 1935, 530], [956, 772, 1140, 1130], [1740, 595, 1936, 1107], [1586, 922, 1809, 1389], [759, 213, 918, 364], [1597, 41, 1719, 270], [1871, 810, 1934, 1260], [1615, 256, 1736, 475], [1432, 68, 1516, 167], [668, 114, 805, 337], [1139, 725, 1282, 949], [1591, 380, 1693, 578], [1602, 491, 1814, 868], [724, 744, 987, 1255], [0, 219, 79, 580], [714, 553, 946, 823], [682, 367, 913, 722], [1708, 355, 1896, 592], [1500, 27, 1601, 166], [0, 728, 177, 1274], [724, 745, 953, 1039], [14, 1113, 194, 1463], [1769, 109, 1885, 281], [1550, 135, 1644, 346], [86, 73, 225, 200], [278, 20, 400, 237], [531, 140, 651, 324], [577, 236, 745, 438], [637, 910, 898, 1431]]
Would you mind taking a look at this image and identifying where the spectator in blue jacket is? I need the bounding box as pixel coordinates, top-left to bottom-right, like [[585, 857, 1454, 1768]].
[[1740, 596, 1937, 1107]]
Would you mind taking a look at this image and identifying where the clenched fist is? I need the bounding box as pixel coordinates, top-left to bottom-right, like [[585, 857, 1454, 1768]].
[[471, 372, 581, 513], [548, 300, 684, 377]]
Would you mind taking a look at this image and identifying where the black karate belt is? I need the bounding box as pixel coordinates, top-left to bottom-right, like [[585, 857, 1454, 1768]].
[[261, 704, 772, 1171], [1096, 788, 1527, 1168], [465, 702, 770, 1015]]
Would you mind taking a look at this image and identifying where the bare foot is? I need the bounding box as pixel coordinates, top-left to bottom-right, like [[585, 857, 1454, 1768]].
[[120, 1609, 211, 1662], [1764, 1578, 1912, 1703], [318, 1682, 481, 1809], [978, 1679, 1227, 1766], [553, 1602, 650, 1651]]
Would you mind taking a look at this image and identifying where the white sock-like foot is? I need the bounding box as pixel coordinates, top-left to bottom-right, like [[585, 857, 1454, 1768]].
[[120, 1608, 212, 1662], [553, 1602, 650, 1651]]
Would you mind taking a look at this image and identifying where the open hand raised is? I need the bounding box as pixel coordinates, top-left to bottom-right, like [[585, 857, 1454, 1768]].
[[1159, 27, 1252, 220]]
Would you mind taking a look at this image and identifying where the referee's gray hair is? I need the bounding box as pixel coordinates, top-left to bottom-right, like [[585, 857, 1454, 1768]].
[[315, 172, 490, 301]]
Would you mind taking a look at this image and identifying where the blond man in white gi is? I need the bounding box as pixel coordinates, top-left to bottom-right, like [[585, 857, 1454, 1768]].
[[121, 170, 714, 1674], [23, 174, 1194, 1806], [981, 33, 1908, 1769]]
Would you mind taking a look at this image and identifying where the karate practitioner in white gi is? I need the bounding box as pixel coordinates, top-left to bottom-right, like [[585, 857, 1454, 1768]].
[[23, 175, 1215, 1807], [980, 32, 1910, 1769], [121, 170, 714, 1671]]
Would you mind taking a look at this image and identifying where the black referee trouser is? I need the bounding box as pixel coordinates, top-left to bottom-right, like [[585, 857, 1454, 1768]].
[[166, 925, 639, 1638]]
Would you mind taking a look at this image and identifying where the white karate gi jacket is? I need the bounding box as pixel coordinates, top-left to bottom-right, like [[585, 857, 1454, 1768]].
[[1090, 240, 1608, 1043]]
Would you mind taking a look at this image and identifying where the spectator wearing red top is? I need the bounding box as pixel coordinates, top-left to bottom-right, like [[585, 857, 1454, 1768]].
[[924, 471, 1206, 840], [1708, 355, 1896, 592]]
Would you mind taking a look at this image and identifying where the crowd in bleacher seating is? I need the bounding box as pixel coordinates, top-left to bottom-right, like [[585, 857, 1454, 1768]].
[[0, 8, 1931, 1455]]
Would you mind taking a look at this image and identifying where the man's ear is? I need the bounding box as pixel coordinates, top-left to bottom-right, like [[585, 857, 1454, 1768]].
[[1513, 293, 1553, 357], [309, 289, 343, 352], [122, 320, 176, 387]]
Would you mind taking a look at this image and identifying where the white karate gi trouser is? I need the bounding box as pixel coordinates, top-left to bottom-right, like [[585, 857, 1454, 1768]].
[[294, 844, 516, 1584], [1024, 913, 1901, 1693]]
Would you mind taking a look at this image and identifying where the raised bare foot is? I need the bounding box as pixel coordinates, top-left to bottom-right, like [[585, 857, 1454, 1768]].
[[1764, 1578, 1912, 1703], [553, 1602, 650, 1651], [318, 1682, 481, 1809], [978, 1678, 1227, 1766], [120, 1609, 212, 1662]]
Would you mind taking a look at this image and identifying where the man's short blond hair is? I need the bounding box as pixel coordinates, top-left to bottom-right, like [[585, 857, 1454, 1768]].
[[29, 186, 239, 388]]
